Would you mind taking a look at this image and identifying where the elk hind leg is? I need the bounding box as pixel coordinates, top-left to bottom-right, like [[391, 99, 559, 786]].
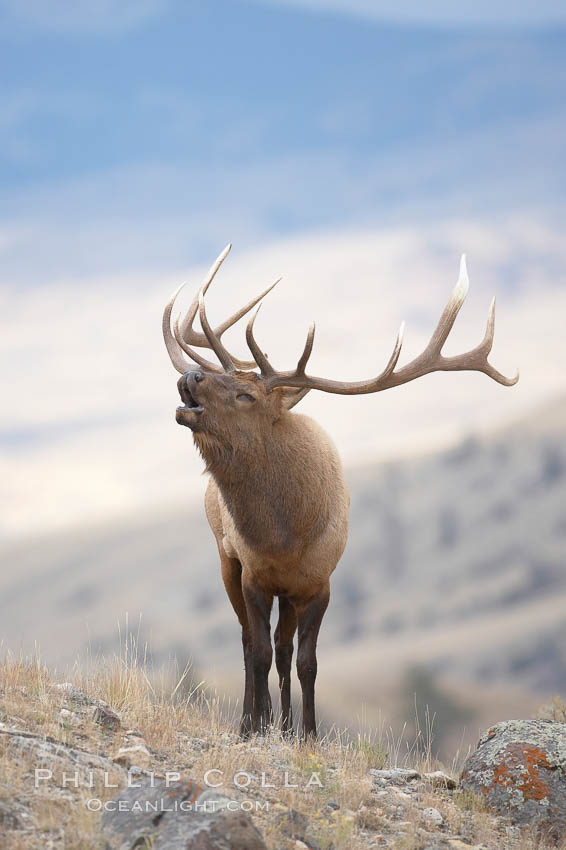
[[295, 584, 330, 740]]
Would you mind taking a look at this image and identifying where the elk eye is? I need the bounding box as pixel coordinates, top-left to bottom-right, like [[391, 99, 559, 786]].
[[236, 393, 255, 403]]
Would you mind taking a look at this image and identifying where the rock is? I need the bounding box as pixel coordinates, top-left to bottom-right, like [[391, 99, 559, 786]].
[[0, 798, 24, 830], [390, 788, 412, 800], [369, 767, 420, 786], [92, 703, 121, 731], [421, 806, 443, 827], [276, 808, 321, 850], [191, 809, 266, 850], [101, 778, 266, 849], [276, 808, 310, 840], [57, 683, 99, 707], [423, 770, 458, 790], [59, 708, 81, 727], [55, 681, 122, 726], [327, 800, 340, 810], [113, 743, 151, 769], [460, 719, 566, 843], [0, 727, 124, 779]]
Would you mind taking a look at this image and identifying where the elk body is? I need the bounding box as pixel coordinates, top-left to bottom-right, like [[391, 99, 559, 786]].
[[162, 246, 517, 738]]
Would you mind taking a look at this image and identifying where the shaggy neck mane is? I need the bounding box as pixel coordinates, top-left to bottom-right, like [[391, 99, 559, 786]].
[[194, 415, 329, 555]]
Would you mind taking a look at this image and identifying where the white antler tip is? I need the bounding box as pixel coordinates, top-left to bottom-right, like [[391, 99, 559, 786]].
[[215, 243, 231, 263], [169, 281, 186, 301], [398, 320, 406, 344], [454, 253, 469, 299]]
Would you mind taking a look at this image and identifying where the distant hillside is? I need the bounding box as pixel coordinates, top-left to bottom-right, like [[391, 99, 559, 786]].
[[1, 395, 565, 726], [329, 393, 566, 695]]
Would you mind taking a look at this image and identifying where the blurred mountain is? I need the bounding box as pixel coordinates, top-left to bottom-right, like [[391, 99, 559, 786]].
[[2, 393, 565, 713]]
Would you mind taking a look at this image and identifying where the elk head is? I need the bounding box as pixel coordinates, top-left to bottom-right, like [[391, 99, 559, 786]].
[[163, 246, 309, 461]]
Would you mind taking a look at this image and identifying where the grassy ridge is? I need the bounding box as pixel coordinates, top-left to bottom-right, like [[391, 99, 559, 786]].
[[0, 650, 555, 849]]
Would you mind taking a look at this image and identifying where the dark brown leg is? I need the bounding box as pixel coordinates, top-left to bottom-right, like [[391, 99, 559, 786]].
[[219, 554, 253, 737], [295, 584, 330, 739], [274, 596, 297, 734], [242, 579, 274, 734]]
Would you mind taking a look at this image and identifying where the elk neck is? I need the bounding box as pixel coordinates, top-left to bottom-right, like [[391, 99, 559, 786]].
[[194, 412, 336, 556]]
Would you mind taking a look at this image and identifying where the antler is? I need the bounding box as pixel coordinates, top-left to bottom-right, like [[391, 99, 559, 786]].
[[162, 244, 278, 374], [246, 255, 519, 395]]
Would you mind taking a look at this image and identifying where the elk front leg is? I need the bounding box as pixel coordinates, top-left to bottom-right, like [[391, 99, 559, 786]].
[[295, 584, 330, 739], [220, 555, 253, 737], [274, 596, 297, 734], [242, 579, 274, 734]]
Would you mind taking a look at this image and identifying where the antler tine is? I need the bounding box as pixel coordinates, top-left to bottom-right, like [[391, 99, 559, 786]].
[[173, 311, 223, 372], [162, 282, 222, 374], [177, 244, 280, 370], [215, 278, 281, 339], [250, 255, 517, 395], [176, 244, 231, 346], [199, 290, 236, 372], [246, 307, 275, 376], [296, 323, 315, 376], [440, 292, 519, 387], [163, 244, 281, 373], [426, 253, 469, 356], [246, 310, 317, 379]]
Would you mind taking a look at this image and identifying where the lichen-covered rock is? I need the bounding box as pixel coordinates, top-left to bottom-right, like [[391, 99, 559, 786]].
[[460, 719, 566, 842]]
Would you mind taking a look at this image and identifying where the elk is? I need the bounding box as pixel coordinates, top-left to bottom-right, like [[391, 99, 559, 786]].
[[162, 245, 518, 738]]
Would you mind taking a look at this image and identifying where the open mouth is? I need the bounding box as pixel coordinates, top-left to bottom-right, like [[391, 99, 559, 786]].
[[177, 385, 204, 416]]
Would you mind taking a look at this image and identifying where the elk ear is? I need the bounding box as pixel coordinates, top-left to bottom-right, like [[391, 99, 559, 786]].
[[277, 387, 311, 411]]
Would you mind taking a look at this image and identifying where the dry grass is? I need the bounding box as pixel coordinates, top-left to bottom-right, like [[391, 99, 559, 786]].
[[0, 645, 559, 850]]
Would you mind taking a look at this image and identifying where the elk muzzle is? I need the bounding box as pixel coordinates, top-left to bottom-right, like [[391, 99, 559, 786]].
[[176, 371, 205, 428]]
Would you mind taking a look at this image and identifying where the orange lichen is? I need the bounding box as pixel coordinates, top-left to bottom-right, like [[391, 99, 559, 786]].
[[488, 746, 551, 803], [516, 747, 551, 802], [491, 763, 513, 789]]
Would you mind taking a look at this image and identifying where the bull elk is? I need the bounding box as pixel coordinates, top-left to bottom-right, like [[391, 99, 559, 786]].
[[162, 245, 518, 738]]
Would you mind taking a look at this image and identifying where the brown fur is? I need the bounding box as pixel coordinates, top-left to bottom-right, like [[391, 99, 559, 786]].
[[176, 368, 349, 736]]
